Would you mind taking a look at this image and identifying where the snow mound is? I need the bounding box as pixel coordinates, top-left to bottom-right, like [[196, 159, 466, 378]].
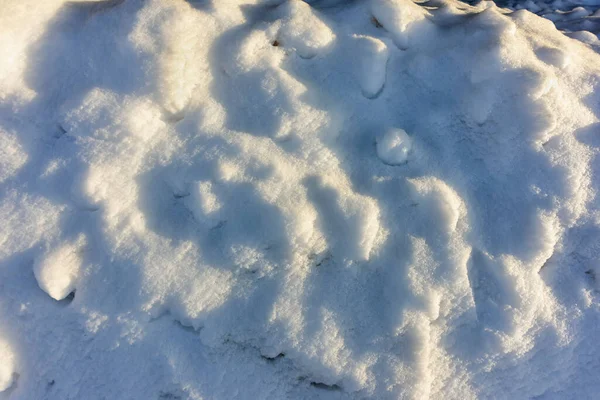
[[371, 0, 433, 49], [474, 0, 600, 47], [1, 0, 600, 399], [352, 34, 390, 98], [0, 128, 27, 184], [274, 0, 335, 59], [33, 235, 86, 301]]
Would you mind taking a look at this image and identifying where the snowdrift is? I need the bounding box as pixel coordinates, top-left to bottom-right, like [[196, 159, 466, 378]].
[[1, 0, 600, 398]]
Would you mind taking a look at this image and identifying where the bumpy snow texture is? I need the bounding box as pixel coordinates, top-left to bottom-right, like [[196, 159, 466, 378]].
[[2, 0, 600, 399]]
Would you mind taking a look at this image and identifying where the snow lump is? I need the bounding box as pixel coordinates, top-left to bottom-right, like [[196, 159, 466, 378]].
[[376, 128, 413, 165], [0, 339, 16, 393], [33, 235, 86, 301]]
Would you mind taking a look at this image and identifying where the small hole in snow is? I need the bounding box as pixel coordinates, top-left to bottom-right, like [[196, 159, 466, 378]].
[[57, 291, 76, 306], [173, 319, 201, 335], [310, 382, 342, 391], [210, 220, 226, 230], [585, 269, 596, 281]]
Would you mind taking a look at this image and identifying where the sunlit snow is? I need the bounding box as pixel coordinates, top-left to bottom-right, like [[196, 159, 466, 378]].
[[1, 0, 600, 399]]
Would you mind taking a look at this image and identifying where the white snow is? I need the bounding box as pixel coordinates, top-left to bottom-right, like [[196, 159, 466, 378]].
[[352, 34, 390, 98], [371, 0, 433, 49], [1, 0, 600, 399], [33, 235, 86, 301], [376, 128, 413, 165], [0, 340, 16, 393], [273, 0, 335, 59]]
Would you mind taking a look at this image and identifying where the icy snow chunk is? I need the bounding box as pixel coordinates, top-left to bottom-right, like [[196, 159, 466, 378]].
[[376, 128, 412, 165], [351, 35, 389, 98], [34, 235, 86, 301], [0, 339, 16, 392], [371, 0, 432, 49], [274, 0, 335, 59]]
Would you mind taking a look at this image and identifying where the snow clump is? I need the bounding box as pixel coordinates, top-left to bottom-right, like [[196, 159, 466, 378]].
[[1, 0, 600, 399]]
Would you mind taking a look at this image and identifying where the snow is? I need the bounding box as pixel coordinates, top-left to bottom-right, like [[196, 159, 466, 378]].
[[352, 34, 390, 98], [371, 0, 433, 50], [0, 339, 16, 393], [1, 0, 600, 399], [479, 0, 600, 45], [376, 128, 413, 165], [33, 235, 86, 301], [274, 0, 335, 59]]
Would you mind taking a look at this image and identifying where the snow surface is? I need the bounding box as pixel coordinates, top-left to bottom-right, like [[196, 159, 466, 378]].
[[0, 339, 16, 393], [470, 0, 600, 46], [33, 235, 86, 301], [1, 0, 600, 399]]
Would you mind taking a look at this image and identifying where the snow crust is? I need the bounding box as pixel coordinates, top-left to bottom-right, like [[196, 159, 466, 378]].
[[1, 0, 600, 399]]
